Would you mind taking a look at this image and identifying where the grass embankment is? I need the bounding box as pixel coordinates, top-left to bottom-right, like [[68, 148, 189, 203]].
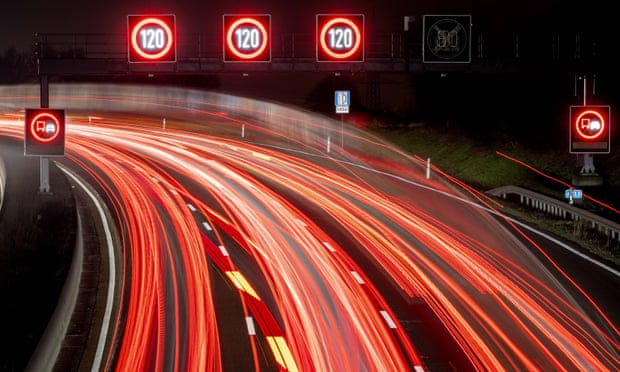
[[372, 124, 620, 266]]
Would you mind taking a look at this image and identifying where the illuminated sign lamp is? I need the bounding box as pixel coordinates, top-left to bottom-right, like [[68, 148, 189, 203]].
[[128, 14, 176, 63], [316, 14, 364, 62], [24, 109, 66, 156], [223, 14, 271, 62], [569, 105, 611, 154]]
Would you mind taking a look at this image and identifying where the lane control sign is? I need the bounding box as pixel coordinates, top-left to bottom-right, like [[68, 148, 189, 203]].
[[24, 108, 66, 156]]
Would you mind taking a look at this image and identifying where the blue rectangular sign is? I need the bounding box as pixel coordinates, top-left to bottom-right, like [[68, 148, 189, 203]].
[[335, 90, 350, 106], [564, 189, 583, 199]]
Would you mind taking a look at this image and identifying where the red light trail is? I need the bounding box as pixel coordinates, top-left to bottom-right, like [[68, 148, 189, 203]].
[[0, 86, 618, 371]]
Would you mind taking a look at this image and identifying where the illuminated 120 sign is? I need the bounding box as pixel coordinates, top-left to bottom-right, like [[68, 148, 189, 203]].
[[128, 14, 176, 63], [316, 14, 364, 62], [223, 14, 271, 62]]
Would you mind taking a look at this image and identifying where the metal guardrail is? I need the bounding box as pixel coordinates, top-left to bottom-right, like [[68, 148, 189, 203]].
[[487, 185, 620, 245]]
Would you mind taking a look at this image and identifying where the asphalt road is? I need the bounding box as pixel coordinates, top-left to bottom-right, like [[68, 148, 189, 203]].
[[0, 85, 618, 371]]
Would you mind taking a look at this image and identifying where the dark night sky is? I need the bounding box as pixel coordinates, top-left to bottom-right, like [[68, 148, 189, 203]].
[[2, 0, 607, 53]]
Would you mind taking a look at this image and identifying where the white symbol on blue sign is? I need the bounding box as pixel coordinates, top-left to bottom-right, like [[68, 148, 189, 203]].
[[335, 91, 350, 106], [564, 189, 583, 200], [335, 90, 350, 113]]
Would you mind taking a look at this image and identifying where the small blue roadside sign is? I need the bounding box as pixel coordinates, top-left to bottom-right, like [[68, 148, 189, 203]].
[[564, 189, 583, 200], [335, 90, 350, 114]]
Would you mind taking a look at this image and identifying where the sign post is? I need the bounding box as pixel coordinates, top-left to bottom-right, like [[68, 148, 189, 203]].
[[570, 76, 609, 186], [24, 108, 66, 193], [334, 90, 350, 147]]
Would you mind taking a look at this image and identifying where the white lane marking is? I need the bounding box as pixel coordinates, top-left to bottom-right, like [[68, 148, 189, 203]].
[[322, 241, 336, 252], [246, 316, 256, 335], [379, 310, 397, 329], [351, 271, 365, 284], [218, 245, 229, 257]]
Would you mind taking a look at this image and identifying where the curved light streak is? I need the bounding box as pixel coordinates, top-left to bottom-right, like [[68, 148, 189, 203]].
[[0, 87, 617, 371]]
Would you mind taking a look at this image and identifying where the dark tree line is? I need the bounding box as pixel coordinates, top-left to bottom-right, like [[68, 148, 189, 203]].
[[0, 47, 38, 84]]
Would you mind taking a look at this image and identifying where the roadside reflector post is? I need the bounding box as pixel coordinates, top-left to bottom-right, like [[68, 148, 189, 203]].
[[426, 158, 431, 179]]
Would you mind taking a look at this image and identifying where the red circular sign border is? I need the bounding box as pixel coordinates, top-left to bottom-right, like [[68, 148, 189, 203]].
[[574, 109, 606, 140], [319, 17, 362, 60], [29, 112, 61, 144], [130, 17, 175, 60], [225, 17, 269, 60]]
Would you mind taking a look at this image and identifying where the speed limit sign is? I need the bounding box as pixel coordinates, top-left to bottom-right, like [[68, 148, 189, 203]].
[[223, 14, 271, 62], [128, 14, 176, 63], [316, 14, 364, 62]]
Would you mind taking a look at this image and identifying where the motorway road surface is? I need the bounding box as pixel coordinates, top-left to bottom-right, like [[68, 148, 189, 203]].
[[0, 84, 618, 371]]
